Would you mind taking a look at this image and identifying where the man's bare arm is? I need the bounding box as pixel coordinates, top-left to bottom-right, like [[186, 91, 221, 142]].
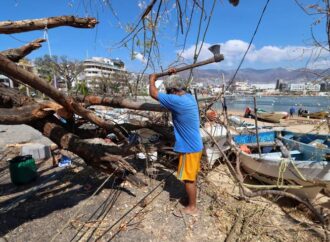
[[149, 74, 159, 100]]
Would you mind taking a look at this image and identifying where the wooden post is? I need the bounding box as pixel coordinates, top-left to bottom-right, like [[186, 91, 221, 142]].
[[253, 96, 261, 157], [194, 88, 201, 118]]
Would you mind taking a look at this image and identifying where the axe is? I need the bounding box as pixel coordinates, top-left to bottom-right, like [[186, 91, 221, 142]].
[[154, 44, 224, 77]]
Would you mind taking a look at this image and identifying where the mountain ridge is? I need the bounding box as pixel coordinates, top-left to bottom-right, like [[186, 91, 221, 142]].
[[178, 67, 330, 84]]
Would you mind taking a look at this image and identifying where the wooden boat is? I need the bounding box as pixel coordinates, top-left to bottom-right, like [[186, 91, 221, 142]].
[[233, 131, 330, 199], [250, 109, 288, 123], [300, 111, 329, 119], [200, 123, 228, 167]]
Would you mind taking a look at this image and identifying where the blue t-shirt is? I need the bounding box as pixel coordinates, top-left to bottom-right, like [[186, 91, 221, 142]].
[[158, 93, 203, 153]]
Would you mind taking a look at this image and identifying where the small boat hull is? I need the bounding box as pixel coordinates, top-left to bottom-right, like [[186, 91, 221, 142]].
[[201, 123, 228, 167], [234, 131, 330, 199], [250, 112, 288, 123], [301, 111, 329, 119]]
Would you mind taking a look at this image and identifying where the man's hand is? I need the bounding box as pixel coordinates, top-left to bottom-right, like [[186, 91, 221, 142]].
[[168, 67, 177, 75]]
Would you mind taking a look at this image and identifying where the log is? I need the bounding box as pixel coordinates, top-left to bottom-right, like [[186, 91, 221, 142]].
[[0, 104, 51, 124], [0, 16, 98, 34], [29, 116, 145, 186], [0, 84, 34, 108], [78, 95, 167, 112], [1, 38, 46, 62]]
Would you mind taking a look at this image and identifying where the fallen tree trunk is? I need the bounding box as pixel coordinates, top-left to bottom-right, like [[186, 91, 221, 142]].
[[0, 84, 34, 107], [0, 104, 50, 124], [29, 116, 145, 186], [0, 16, 98, 34], [78, 95, 167, 112], [1, 38, 46, 62]]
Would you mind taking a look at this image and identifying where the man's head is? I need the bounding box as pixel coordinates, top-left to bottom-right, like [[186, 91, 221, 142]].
[[164, 75, 186, 94]]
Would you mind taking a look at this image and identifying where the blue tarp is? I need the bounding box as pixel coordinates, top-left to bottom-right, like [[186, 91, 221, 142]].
[[233, 131, 275, 144]]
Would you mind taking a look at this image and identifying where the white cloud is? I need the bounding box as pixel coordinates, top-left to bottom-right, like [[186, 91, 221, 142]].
[[178, 40, 329, 68], [133, 52, 147, 64], [308, 58, 330, 69]]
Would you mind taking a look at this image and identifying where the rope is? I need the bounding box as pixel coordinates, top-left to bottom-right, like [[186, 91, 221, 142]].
[[43, 22, 53, 57], [276, 157, 306, 188]]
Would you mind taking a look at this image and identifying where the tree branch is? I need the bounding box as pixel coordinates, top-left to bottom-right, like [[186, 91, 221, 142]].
[[0, 104, 51, 124], [1, 38, 46, 62], [77, 95, 167, 112], [0, 16, 98, 34]]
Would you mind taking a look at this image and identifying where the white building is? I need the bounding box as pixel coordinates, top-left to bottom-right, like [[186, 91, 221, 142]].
[[251, 83, 276, 90], [234, 81, 249, 91], [305, 83, 320, 92], [79, 57, 128, 87], [290, 83, 305, 92], [290, 83, 320, 92]]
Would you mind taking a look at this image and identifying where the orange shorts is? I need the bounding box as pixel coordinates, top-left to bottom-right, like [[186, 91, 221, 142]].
[[177, 151, 202, 181]]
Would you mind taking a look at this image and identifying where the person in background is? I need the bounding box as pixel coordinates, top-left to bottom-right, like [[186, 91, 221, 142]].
[[298, 107, 302, 117], [149, 68, 203, 216], [244, 106, 252, 118], [289, 106, 295, 117]]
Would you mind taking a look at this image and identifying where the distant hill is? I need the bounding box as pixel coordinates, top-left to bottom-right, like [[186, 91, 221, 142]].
[[178, 67, 330, 85]]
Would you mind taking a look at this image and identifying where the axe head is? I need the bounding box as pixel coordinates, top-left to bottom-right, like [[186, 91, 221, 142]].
[[208, 44, 223, 62]]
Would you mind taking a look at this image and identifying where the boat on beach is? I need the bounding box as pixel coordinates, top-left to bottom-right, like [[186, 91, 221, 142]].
[[300, 111, 329, 119], [233, 131, 330, 199], [200, 123, 228, 167], [250, 109, 288, 123]]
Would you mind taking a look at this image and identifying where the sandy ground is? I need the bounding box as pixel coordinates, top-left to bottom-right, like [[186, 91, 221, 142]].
[[0, 112, 329, 242]]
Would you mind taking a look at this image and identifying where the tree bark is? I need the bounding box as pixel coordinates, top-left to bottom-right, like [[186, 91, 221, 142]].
[[0, 104, 51, 124], [0, 16, 98, 34], [29, 116, 145, 186], [0, 84, 34, 108], [1, 38, 46, 62], [78, 95, 167, 112]]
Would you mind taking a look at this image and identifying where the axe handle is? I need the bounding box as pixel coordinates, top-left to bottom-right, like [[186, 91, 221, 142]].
[[155, 54, 224, 78]]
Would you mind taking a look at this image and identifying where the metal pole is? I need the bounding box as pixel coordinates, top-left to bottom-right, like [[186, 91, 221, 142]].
[[253, 96, 261, 157]]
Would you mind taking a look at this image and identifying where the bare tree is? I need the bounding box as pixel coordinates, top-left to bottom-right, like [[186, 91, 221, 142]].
[[35, 55, 83, 92]]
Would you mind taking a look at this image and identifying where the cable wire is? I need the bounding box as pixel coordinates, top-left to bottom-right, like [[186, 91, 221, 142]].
[[226, 0, 271, 91]]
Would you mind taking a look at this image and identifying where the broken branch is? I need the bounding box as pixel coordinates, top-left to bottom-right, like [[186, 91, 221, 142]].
[[0, 16, 98, 34]]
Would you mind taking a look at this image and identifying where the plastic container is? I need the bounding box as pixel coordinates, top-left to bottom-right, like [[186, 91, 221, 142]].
[[9, 155, 38, 185], [21, 143, 51, 160]]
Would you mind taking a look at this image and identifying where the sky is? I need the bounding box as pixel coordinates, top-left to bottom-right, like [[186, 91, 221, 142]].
[[1, 0, 329, 72]]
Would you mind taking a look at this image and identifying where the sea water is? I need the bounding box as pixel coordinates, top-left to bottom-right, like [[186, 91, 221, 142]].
[[218, 95, 330, 113]]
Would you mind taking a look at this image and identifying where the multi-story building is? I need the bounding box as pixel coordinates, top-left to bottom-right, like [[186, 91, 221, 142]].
[[233, 81, 249, 91], [290, 83, 320, 92], [290, 83, 305, 92], [305, 83, 320, 92], [80, 57, 128, 90]]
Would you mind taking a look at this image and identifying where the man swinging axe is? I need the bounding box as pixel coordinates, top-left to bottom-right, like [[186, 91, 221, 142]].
[[149, 45, 224, 216]]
